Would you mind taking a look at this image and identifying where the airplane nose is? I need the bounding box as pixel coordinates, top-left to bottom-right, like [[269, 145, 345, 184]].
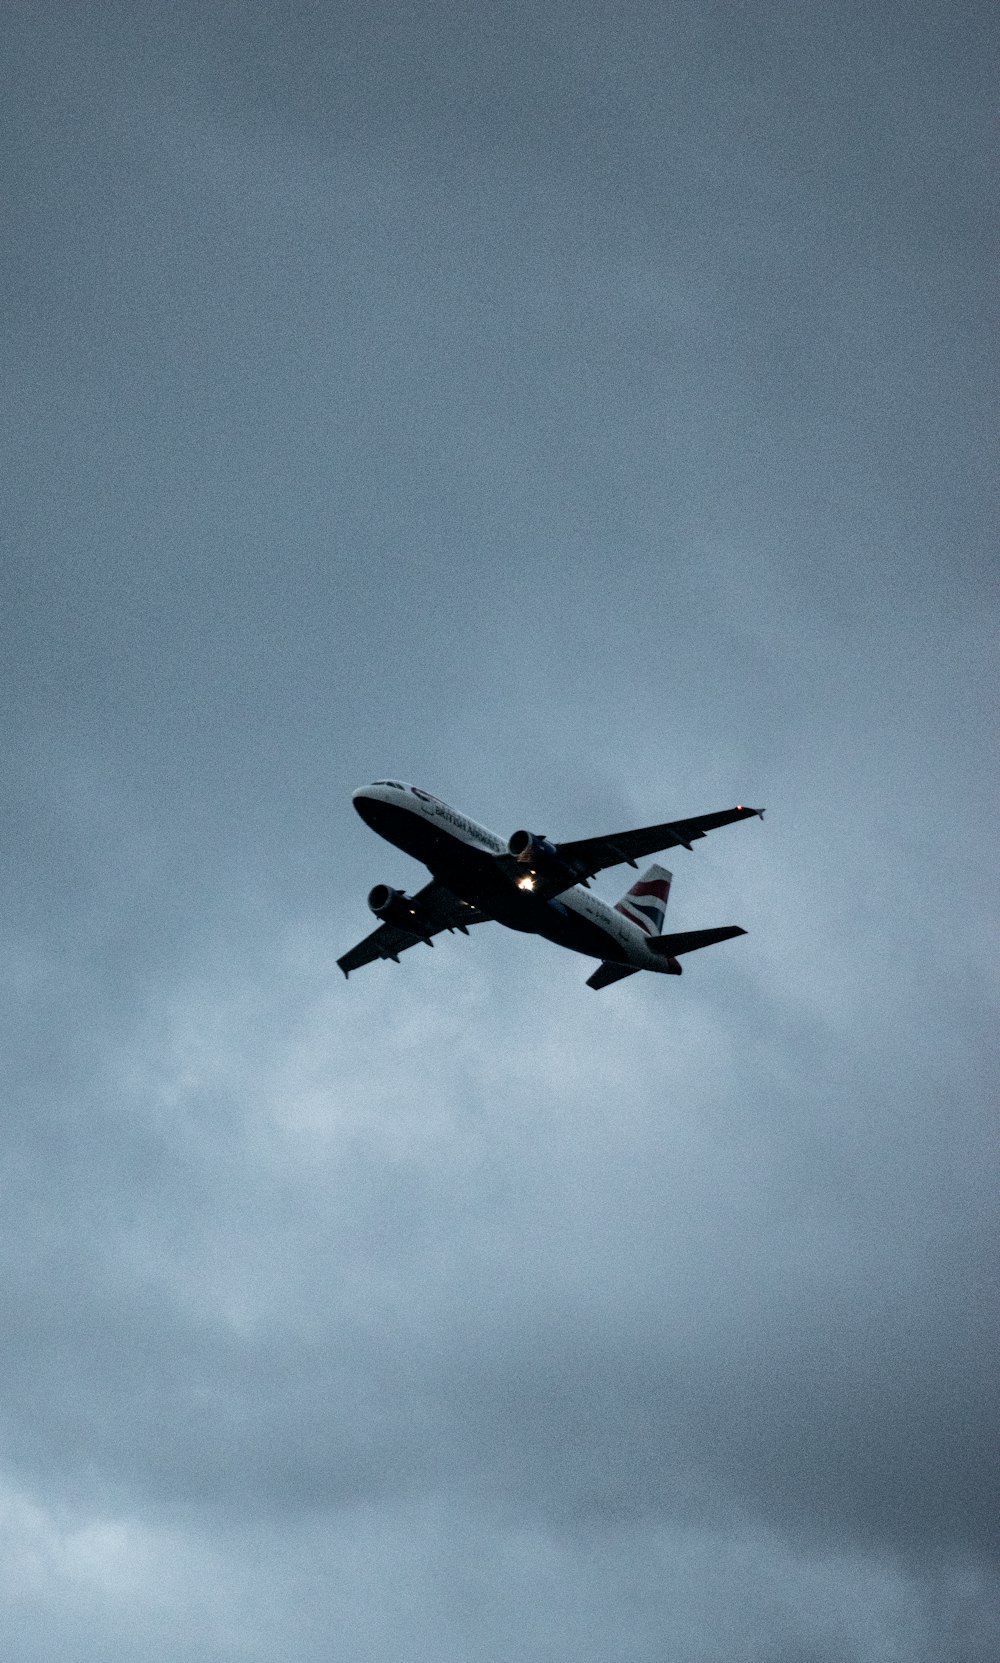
[[351, 787, 379, 827]]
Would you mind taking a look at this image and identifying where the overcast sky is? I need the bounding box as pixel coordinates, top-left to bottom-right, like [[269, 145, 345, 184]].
[[3, 2, 998, 1658]]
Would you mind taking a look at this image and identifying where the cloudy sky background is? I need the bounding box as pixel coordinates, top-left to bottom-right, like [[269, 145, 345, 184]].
[[3, 2, 997, 1657]]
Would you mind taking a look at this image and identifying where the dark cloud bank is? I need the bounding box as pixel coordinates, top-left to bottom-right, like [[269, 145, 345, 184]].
[[3, 2, 997, 1658]]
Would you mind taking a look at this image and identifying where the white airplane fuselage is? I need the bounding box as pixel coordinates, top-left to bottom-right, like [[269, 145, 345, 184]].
[[352, 782, 678, 973]]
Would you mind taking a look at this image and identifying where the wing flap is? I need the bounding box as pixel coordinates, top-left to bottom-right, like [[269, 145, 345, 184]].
[[337, 923, 423, 976]]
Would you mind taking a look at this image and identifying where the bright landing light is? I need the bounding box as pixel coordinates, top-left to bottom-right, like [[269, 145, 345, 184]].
[[517, 875, 536, 891]]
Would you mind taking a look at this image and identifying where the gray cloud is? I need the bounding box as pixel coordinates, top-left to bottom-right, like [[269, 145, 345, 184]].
[[3, 0, 997, 1657]]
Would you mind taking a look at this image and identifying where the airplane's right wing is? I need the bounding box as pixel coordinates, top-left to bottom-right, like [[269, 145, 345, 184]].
[[337, 880, 492, 977], [558, 805, 763, 883]]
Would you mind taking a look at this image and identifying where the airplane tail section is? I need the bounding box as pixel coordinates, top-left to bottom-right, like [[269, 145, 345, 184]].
[[615, 863, 671, 937], [647, 925, 746, 957], [586, 961, 639, 991]]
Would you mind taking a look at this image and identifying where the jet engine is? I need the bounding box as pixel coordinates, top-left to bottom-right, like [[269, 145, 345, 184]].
[[507, 830, 579, 892], [367, 884, 432, 937]]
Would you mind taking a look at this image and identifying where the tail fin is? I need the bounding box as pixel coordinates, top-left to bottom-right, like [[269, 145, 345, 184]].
[[615, 863, 671, 937]]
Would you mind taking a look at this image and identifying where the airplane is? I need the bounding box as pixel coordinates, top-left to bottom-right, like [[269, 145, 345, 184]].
[[338, 781, 763, 991]]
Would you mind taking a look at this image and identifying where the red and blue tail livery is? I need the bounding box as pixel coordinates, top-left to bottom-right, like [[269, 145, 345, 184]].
[[615, 865, 672, 936]]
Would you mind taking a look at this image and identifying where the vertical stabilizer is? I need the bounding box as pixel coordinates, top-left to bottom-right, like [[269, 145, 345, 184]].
[[615, 863, 672, 936]]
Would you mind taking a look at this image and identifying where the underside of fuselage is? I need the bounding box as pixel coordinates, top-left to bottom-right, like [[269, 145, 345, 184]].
[[353, 795, 625, 963]]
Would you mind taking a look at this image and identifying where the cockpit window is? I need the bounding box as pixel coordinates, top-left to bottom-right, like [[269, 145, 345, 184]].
[[374, 780, 405, 790]]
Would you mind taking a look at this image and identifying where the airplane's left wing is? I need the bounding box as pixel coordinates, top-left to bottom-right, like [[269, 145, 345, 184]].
[[557, 805, 763, 883], [337, 880, 492, 977]]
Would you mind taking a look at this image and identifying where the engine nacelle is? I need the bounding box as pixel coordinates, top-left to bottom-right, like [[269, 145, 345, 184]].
[[508, 829, 555, 865], [507, 830, 578, 892], [367, 884, 430, 936]]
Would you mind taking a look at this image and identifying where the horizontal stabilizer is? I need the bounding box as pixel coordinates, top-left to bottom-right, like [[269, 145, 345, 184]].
[[586, 961, 640, 991], [648, 926, 746, 957]]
